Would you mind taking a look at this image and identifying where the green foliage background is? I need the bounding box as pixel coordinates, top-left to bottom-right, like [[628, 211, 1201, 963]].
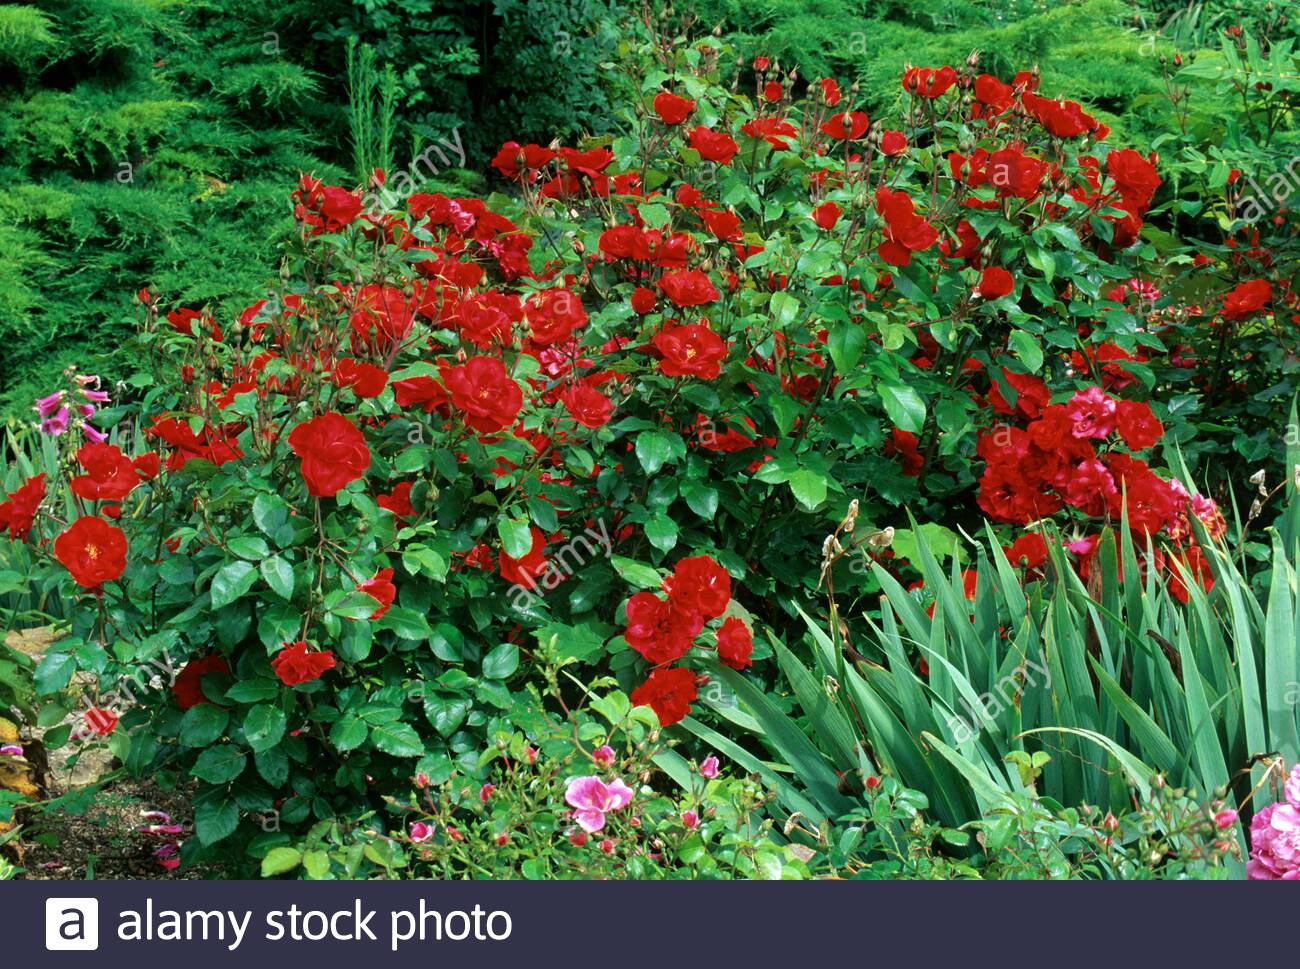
[[0, 0, 623, 417]]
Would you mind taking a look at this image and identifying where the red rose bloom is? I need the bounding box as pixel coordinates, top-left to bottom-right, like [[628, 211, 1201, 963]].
[[630, 286, 657, 315], [903, 65, 958, 98], [975, 266, 1015, 300], [663, 554, 731, 620], [631, 666, 698, 726], [55, 516, 128, 588], [1066, 387, 1117, 439], [880, 129, 908, 155], [0, 473, 46, 541], [498, 526, 549, 589], [83, 707, 119, 737], [653, 91, 695, 125], [1222, 279, 1272, 321], [658, 269, 720, 307], [271, 640, 337, 686], [172, 655, 231, 711], [811, 201, 843, 230], [819, 110, 869, 140], [624, 592, 701, 665], [688, 126, 739, 165], [561, 382, 614, 428], [1004, 532, 1049, 570], [716, 617, 753, 670], [524, 288, 588, 346], [1115, 400, 1164, 450], [288, 412, 370, 497], [1106, 148, 1161, 213], [875, 187, 938, 267], [378, 482, 416, 523], [357, 567, 397, 619], [70, 442, 140, 503], [332, 358, 389, 398], [652, 323, 727, 379], [392, 375, 449, 414], [442, 356, 524, 433]]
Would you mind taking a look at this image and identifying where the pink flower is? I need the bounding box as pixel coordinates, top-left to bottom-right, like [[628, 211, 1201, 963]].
[[699, 755, 719, 779], [681, 810, 699, 829], [0, 745, 23, 757], [1248, 764, 1300, 879], [564, 775, 634, 833], [1066, 387, 1117, 439], [82, 424, 108, 444], [479, 783, 495, 803], [41, 406, 70, 436], [415, 772, 430, 789], [409, 821, 435, 843], [599, 839, 615, 855], [591, 744, 616, 768], [35, 392, 65, 418], [1215, 809, 1238, 829]]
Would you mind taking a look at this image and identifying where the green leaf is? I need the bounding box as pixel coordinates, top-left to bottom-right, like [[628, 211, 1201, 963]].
[[635, 430, 685, 475], [680, 480, 718, 519], [34, 651, 76, 695], [787, 469, 827, 511], [370, 722, 424, 757], [243, 704, 287, 753], [253, 493, 290, 540], [228, 536, 270, 560], [192, 745, 247, 784], [497, 517, 534, 559], [1008, 331, 1043, 373], [644, 513, 679, 552], [330, 715, 369, 752], [260, 846, 302, 877], [482, 642, 519, 680], [829, 322, 867, 374], [195, 798, 239, 845], [179, 705, 229, 747], [879, 383, 926, 433], [260, 556, 295, 600], [211, 560, 257, 610]]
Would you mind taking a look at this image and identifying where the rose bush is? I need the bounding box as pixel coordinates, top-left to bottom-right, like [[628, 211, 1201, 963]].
[[2, 18, 1296, 874]]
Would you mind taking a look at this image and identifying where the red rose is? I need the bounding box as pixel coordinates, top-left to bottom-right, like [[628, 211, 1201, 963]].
[[1004, 533, 1049, 570], [524, 289, 587, 345], [457, 291, 521, 348], [664, 554, 731, 620], [332, 358, 389, 398], [442, 356, 524, 433], [653, 91, 695, 125], [498, 526, 549, 589], [631, 666, 698, 726], [811, 201, 843, 230], [1222, 279, 1272, 321], [392, 375, 449, 413], [989, 369, 1050, 421], [357, 567, 396, 619], [288, 412, 370, 497], [1106, 148, 1161, 213], [0, 473, 45, 541], [561, 382, 614, 428], [975, 266, 1015, 300], [903, 65, 958, 98], [172, 655, 231, 711], [624, 591, 702, 665], [271, 640, 337, 686], [1066, 387, 1118, 439], [55, 516, 128, 588], [318, 185, 363, 229], [84, 707, 118, 737], [741, 116, 799, 151], [1116, 400, 1164, 450], [133, 452, 161, 482], [885, 428, 924, 476], [652, 323, 727, 379], [658, 269, 720, 308], [875, 187, 938, 267], [630, 286, 657, 315], [716, 617, 753, 670], [70, 442, 140, 502], [819, 78, 841, 106], [819, 110, 869, 140], [377, 482, 416, 523], [880, 129, 908, 155], [688, 126, 739, 165]]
